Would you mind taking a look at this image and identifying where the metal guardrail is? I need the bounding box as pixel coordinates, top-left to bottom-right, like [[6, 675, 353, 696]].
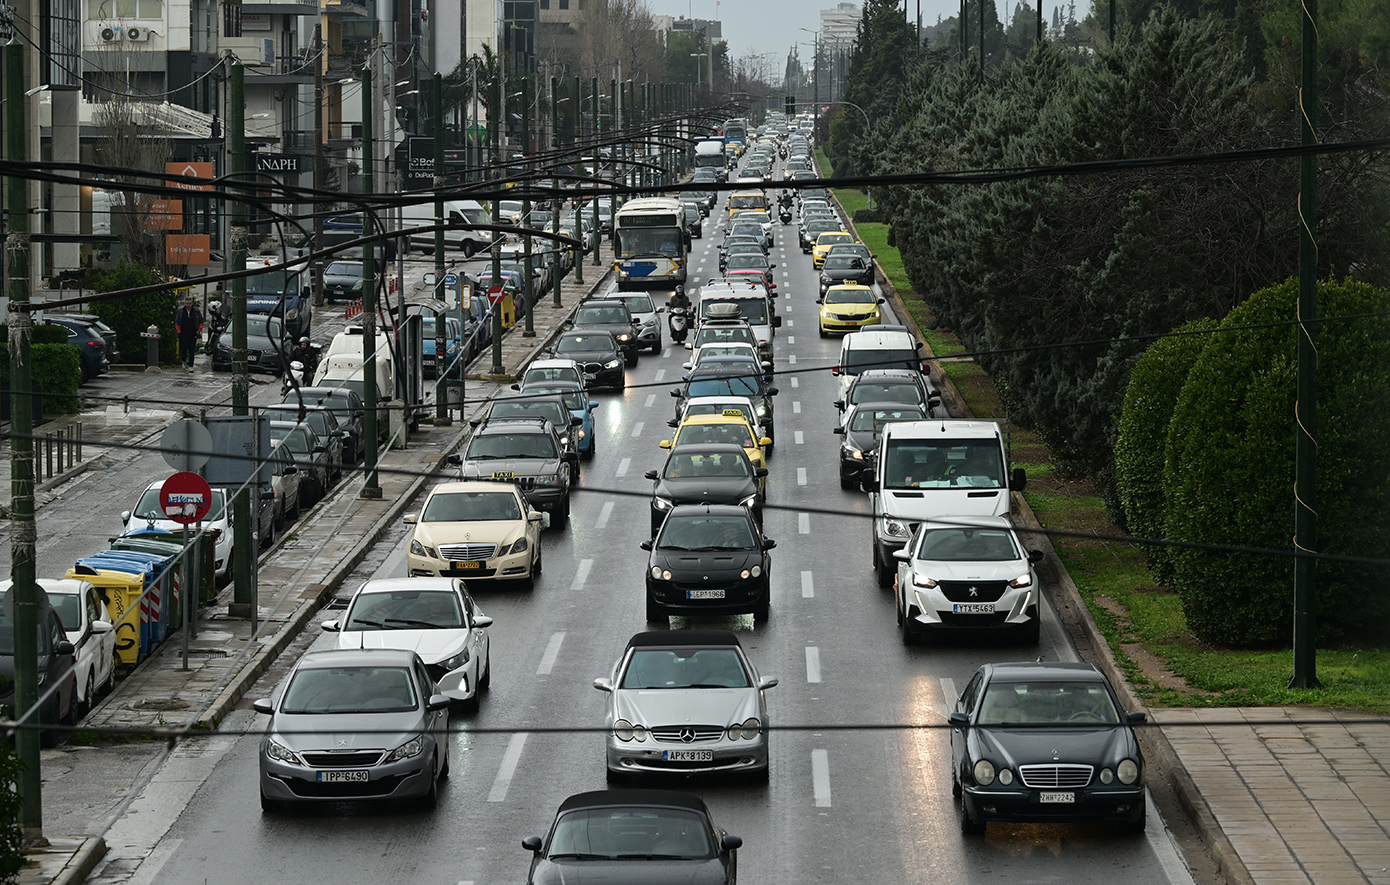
[[37, 424, 82, 482]]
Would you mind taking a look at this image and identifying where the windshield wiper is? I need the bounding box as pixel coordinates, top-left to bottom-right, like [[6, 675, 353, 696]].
[[348, 618, 389, 629], [659, 544, 695, 551], [383, 618, 442, 629], [546, 853, 614, 861], [468, 454, 503, 460], [618, 854, 689, 861]]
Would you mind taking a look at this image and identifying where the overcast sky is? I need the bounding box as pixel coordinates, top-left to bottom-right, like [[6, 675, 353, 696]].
[[643, 0, 987, 60]]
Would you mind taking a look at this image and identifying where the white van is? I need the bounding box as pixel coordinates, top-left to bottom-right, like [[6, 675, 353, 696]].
[[399, 199, 494, 256], [315, 325, 394, 433], [863, 420, 1027, 587], [695, 281, 780, 358], [833, 326, 929, 401]]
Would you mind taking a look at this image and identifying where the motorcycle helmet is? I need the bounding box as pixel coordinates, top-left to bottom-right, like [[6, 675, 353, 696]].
[[299, 337, 310, 344]]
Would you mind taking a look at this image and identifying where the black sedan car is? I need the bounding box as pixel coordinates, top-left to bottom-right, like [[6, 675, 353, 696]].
[[212, 314, 294, 375], [833, 402, 929, 489], [0, 584, 77, 748], [547, 331, 625, 391], [570, 300, 641, 366], [641, 504, 774, 623], [523, 790, 741, 885], [645, 443, 767, 534], [269, 420, 333, 505], [948, 662, 1147, 835], [321, 260, 364, 302], [282, 386, 366, 464], [819, 254, 875, 293]]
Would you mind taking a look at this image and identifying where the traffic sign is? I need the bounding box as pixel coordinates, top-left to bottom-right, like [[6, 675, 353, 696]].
[[444, 274, 457, 286], [159, 471, 213, 525], [160, 419, 214, 472], [487, 284, 507, 305]]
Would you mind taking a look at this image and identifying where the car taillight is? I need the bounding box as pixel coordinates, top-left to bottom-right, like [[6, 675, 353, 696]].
[[87, 341, 104, 348]]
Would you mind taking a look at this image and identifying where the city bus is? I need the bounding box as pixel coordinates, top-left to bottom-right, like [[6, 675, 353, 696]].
[[612, 197, 689, 290]]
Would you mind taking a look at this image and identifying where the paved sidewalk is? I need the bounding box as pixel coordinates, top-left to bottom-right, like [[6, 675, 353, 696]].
[[20, 245, 614, 884]]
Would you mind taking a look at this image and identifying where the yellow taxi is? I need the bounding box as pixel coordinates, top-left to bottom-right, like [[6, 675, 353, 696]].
[[817, 284, 885, 336], [812, 231, 855, 268], [659, 411, 772, 486]]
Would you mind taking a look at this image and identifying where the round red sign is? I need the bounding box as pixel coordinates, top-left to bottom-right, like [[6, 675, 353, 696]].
[[159, 471, 214, 525], [487, 284, 507, 305]]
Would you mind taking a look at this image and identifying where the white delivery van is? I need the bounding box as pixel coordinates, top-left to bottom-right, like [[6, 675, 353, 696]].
[[315, 325, 394, 435], [399, 199, 494, 256], [863, 420, 1027, 587], [832, 326, 928, 401]]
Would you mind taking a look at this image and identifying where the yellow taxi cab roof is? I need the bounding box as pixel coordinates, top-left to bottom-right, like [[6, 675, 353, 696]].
[[816, 232, 854, 242]]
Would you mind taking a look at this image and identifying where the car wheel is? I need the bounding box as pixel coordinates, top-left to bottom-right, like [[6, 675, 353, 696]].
[[1021, 614, 1041, 646], [439, 748, 450, 780], [479, 655, 492, 691], [583, 435, 596, 460], [819, 325, 828, 338], [876, 560, 895, 589], [605, 766, 629, 786], [650, 335, 662, 355], [614, 375, 626, 391], [533, 543, 544, 575], [900, 605, 919, 646], [80, 671, 95, 718], [839, 472, 856, 490], [261, 516, 276, 549], [645, 597, 666, 624], [103, 653, 117, 694], [752, 763, 770, 784], [260, 790, 285, 814], [1126, 796, 1148, 834], [554, 495, 571, 527], [455, 690, 480, 715], [959, 791, 986, 835], [753, 591, 770, 624], [625, 352, 638, 368], [418, 761, 440, 809]]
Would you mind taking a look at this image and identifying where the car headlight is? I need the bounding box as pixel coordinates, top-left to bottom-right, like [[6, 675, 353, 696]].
[[605, 359, 622, 369], [1100, 768, 1115, 784], [534, 475, 561, 487], [998, 768, 1014, 786], [842, 444, 864, 460], [738, 494, 758, 509], [386, 735, 425, 762], [653, 497, 674, 511], [616, 334, 631, 342], [440, 647, 471, 670], [912, 572, 938, 589], [755, 404, 768, 417], [266, 738, 301, 765], [1117, 759, 1140, 785], [881, 516, 909, 538], [409, 538, 438, 559], [727, 718, 761, 741], [560, 436, 570, 445], [649, 566, 673, 581], [1008, 572, 1033, 588], [286, 308, 299, 321], [352, 280, 364, 290], [750, 564, 762, 577], [614, 719, 649, 742], [508, 536, 529, 555], [740, 568, 752, 579], [974, 759, 996, 786]]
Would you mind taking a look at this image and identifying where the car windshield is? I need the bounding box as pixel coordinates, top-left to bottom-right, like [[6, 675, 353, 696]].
[[525, 366, 582, 384], [246, 315, 285, 340], [687, 376, 760, 397], [270, 426, 311, 455], [468, 433, 557, 459], [730, 195, 765, 211], [916, 526, 1019, 562], [850, 382, 923, 405], [131, 487, 227, 522], [658, 514, 755, 550], [818, 234, 853, 248], [423, 491, 522, 523], [325, 262, 361, 277], [344, 588, 464, 630], [677, 422, 756, 448], [548, 807, 714, 859], [694, 346, 755, 363], [488, 401, 567, 428], [806, 221, 841, 235], [279, 665, 420, 713], [729, 224, 763, 239], [615, 294, 654, 315], [528, 386, 585, 411], [664, 451, 750, 478], [703, 299, 768, 325], [693, 328, 756, 348], [850, 407, 925, 432], [843, 348, 919, 374], [556, 335, 613, 354], [826, 288, 875, 305], [49, 594, 81, 632], [725, 245, 763, 257], [977, 681, 1121, 725], [882, 439, 1005, 489], [621, 648, 750, 689], [725, 255, 768, 270], [823, 256, 865, 271], [617, 227, 683, 259], [575, 306, 630, 325]]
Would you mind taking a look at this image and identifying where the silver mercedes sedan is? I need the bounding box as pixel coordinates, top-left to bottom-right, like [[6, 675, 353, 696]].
[[594, 630, 777, 782]]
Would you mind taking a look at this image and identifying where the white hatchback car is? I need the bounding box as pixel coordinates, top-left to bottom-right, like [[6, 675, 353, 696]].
[[36, 578, 115, 716], [321, 577, 493, 710], [893, 516, 1045, 645], [122, 481, 234, 584]]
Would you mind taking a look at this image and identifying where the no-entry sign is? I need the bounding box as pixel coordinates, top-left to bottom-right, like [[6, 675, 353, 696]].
[[487, 284, 507, 305], [159, 471, 214, 525]]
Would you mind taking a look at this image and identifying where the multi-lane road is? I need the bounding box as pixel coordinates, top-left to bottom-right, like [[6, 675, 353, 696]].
[[59, 174, 1209, 885]]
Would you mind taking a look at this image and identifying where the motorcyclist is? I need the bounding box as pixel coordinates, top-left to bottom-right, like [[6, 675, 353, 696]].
[[668, 285, 691, 312], [291, 336, 318, 380]]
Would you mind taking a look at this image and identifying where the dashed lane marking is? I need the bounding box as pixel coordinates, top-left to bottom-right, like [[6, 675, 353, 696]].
[[801, 570, 814, 597], [487, 734, 528, 802], [537, 632, 566, 675]]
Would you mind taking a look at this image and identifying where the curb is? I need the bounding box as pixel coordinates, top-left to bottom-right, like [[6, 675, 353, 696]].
[[48, 836, 106, 885]]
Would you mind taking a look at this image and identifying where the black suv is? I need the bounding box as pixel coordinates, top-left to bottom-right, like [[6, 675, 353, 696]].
[[547, 331, 625, 390], [569, 299, 641, 366], [450, 417, 577, 524], [473, 394, 584, 476]]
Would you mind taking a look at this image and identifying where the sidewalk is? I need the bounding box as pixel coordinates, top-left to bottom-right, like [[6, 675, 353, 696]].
[[21, 244, 614, 884]]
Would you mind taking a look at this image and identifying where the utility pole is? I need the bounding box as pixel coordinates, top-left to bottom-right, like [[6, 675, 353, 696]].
[[312, 25, 326, 308], [227, 60, 256, 620], [551, 75, 561, 308], [489, 75, 503, 374], [591, 76, 600, 267], [572, 76, 583, 286], [434, 71, 450, 424], [521, 77, 535, 338], [360, 61, 381, 498], [6, 35, 41, 840]]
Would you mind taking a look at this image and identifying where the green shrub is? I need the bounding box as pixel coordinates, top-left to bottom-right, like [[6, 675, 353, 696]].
[[1164, 278, 1390, 647], [1112, 316, 1217, 580], [851, 207, 882, 224], [90, 259, 178, 365], [0, 330, 84, 415]]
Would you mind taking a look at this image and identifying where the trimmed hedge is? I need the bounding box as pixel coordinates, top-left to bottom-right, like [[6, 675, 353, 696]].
[[1164, 278, 1390, 647], [0, 326, 84, 415], [91, 260, 179, 365], [1112, 316, 1216, 581]]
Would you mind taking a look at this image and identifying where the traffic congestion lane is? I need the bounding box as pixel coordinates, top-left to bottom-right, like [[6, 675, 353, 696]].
[[105, 165, 1192, 885]]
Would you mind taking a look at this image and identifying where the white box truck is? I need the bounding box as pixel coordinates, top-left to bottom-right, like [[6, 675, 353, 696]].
[[315, 325, 394, 436], [693, 139, 728, 181], [863, 420, 1027, 586]]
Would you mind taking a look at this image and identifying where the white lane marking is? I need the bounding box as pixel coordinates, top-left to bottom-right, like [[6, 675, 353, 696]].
[[788, 336, 795, 345], [790, 377, 799, 388], [797, 467, 807, 486], [662, 348, 672, 358], [940, 678, 957, 707], [794, 430, 804, 445], [788, 354, 797, 364], [644, 393, 656, 407], [793, 401, 801, 414], [537, 632, 567, 675], [570, 559, 594, 591], [806, 647, 822, 683], [631, 422, 644, 438], [801, 570, 814, 598], [596, 501, 615, 529], [616, 457, 630, 477], [799, 512, 810, 534], [812, 749, 832, 807], [487, 734, 529, 802], [654, 368, 666, 382], [786, 319, 793, 327]]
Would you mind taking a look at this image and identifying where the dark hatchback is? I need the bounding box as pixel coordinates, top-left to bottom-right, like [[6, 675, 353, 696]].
[[949, 661, 1147, 835], [281, 386, 366, 464], [641, 504, 774, 623], [570, 300, 641, 366], [523, 790, 741, 885], [547, 331, 625, 391], [212, 314, 294, 375], [42, 317, 109, 383], [645, 443, 766, 535], [833, 402, 928, 489], [47, 313, 119, 363], [0, 585, 77, 747]]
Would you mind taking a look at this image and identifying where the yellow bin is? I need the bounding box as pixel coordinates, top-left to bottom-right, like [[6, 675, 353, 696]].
[[64, 567, 148, 666]]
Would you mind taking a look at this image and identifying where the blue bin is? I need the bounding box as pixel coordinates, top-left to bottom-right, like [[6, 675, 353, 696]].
[[77, 551, 176, 645]]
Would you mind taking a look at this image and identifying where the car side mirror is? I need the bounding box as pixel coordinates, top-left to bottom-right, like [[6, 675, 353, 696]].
[[472, 615, 494, 629], [1127, 711, 1148, 724], [644, 470, 659, 480], [758, 437, 771, 447], [670, 389, 681, 397], [120, 510, 131, 525], [446, 454, 462, 467], [758, 676, 779, 690], [832, 400, 845, 410], [639, 540, 653, 551], [527, 511, 545, 522], [767, 387, 779, 396], [815, 298, 824, 304], [588, 401, 598, 410], [878, 298, 886, 304], [681, 362, 693, 370], [831, 366, 841, 376], [893, 549, 911, 561], [509, 383, 520, 390], [658, 440, 672, 449], [863, 479, 880, 492], [593, 677, 614, 692], [666, 418, 679, 428], [948, 711, 969, 728], [253, 698, 275, 715], [832, 426, 845, 434], [522, 836, 543, 853], [321, 619, 341, 632], [1027, 549, 1044, 564], [571, 415, 583, 426], [427, 694, 452, 712], [721, 835, 743, 852], [754, 467, 768, 477], [403, 513, 418, 525], [562, 452, 579, 464], [762, 539, 777, 550], [55, 640, 75, 656], [1011, 467, 1028, 492], [92, 620, 113, 634]]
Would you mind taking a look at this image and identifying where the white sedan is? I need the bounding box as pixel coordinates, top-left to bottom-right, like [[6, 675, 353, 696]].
[[42, 578, 116, 716], [321, 577, 493, 711]]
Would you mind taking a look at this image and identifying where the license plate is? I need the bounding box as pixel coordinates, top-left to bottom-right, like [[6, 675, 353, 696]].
[[1039, 791, 1075, 804], [491, 471, 516, 480], [583, 372, 598, 381], [453, 561, 482, 569], [662, 749, 714, 762], [688, 589, 726, 600], [952, 603, 996, 615], [316, 770, 369, 783]]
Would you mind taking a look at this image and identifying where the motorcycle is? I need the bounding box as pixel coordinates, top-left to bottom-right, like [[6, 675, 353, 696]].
[[778, 206, 793, 225], [668, 306, 690, 344], [280, 344, 321, 395]]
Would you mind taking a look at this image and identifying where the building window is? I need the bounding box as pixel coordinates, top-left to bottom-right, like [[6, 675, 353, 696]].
[[558, 0, 567, 7], [113, 0, 162, 18], [540, 0, 548, 8], [223, 2, 241, 37]]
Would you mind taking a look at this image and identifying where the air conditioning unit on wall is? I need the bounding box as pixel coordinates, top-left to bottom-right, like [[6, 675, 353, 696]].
[[100, 26, 121, 42], [125, 26, 150, 41]]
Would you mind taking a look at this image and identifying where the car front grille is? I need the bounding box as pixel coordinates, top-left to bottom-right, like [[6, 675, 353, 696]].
[[301, 750, 384, 768], [441, 567, 498, 578], [281, 773, 414, 798], [937, 612, 1010, 626], [438, 543, 498, 561], [651, 725, 726, 743], [1019, 764, 1094, 789], [580, 361, 605, 374], [937, 581, 1009, 603]]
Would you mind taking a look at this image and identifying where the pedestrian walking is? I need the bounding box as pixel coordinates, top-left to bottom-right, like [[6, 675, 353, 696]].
[[175, 296, 204, 370]]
